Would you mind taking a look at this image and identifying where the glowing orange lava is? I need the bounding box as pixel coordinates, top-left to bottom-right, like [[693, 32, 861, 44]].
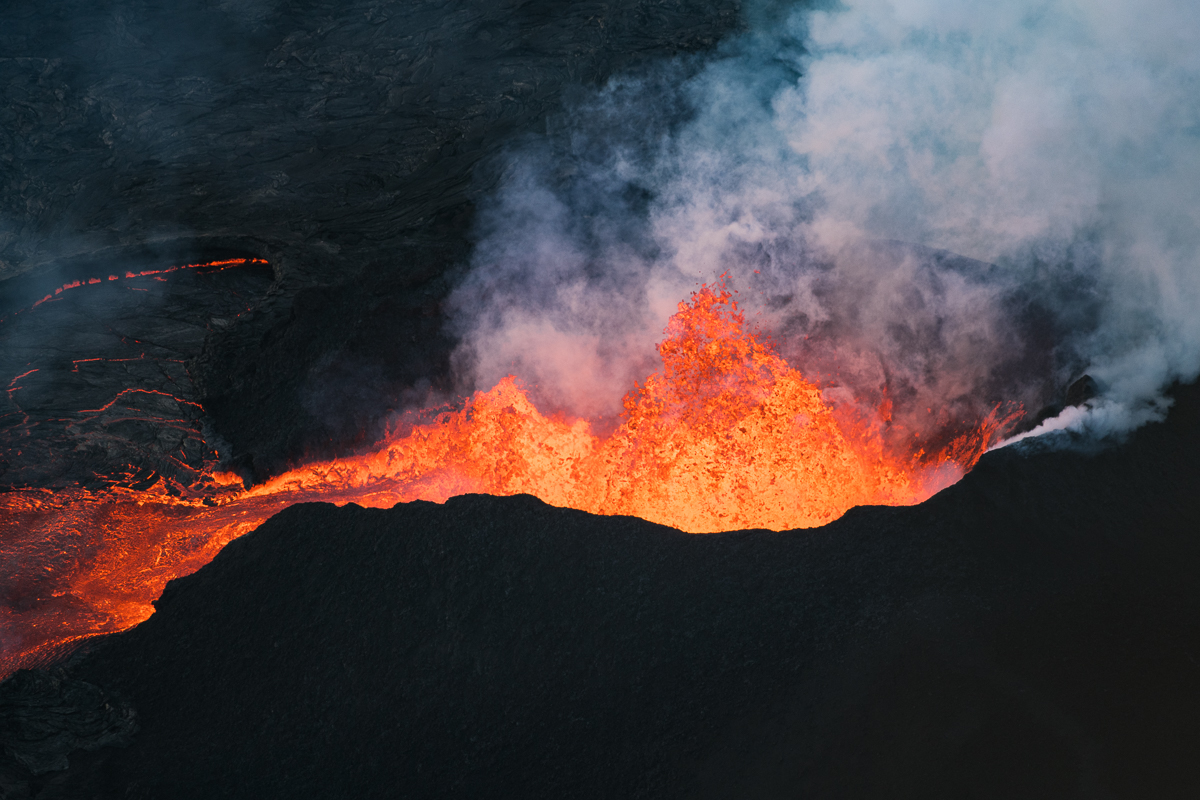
[[30, 258, 269, 309], [0, 280, 1019, 675]]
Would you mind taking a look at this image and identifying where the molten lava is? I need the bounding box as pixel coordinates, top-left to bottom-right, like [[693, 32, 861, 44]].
[[0, 281, 1018, 675], [25, 257, 269, 311]]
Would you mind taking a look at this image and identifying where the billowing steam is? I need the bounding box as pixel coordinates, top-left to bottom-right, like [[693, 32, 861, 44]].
[[450, 0, 1200, 445]]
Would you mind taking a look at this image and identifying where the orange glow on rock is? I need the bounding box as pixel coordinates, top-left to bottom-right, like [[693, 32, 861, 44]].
[[0, 279, 1019, 674]]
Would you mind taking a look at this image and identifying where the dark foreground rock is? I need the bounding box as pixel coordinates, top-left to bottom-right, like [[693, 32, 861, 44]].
[[0, 671, 136, 796], [3, 381, 1197, 798]]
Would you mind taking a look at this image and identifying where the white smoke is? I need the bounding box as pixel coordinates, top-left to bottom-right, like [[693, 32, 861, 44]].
[[450, 0, 1200, 442]]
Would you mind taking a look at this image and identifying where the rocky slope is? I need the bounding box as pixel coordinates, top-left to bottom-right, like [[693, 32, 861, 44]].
[[3, 381, 1198, 798]]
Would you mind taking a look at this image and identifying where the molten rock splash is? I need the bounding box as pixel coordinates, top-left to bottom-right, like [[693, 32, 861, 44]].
[[0, 281, 1016, 673]]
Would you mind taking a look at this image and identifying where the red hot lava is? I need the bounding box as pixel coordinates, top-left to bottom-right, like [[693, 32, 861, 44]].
[[0, 279, 1019, 675], [28, 258, 269, 310]]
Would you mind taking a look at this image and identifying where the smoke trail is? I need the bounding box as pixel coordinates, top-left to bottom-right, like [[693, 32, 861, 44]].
[[451, 0, 1200, 443]]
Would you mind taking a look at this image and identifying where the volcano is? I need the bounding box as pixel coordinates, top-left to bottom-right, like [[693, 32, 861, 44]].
[[3, 382, 1200, 798], [0, 275, 1015, 677], [3, 0, 1200, 797]]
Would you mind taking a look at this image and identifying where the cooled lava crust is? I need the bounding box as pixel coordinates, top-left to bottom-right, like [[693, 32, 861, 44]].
[[0, 0, 743, 484]]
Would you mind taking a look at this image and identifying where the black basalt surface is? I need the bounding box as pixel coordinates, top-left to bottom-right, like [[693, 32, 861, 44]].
[[0, 258, 274, 490], [0, 0, 744, 482], [3, 381, 1197, 799]]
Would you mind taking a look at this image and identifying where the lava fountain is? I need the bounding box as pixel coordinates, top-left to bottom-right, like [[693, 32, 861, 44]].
[[0, 279, 1019, 675]]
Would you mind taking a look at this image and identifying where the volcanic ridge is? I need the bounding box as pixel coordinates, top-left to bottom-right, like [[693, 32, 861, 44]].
[[2, 380, 1199, 798]]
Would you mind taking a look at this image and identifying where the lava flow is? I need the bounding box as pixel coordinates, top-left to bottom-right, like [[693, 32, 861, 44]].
[[0, 281, 1019, 674]]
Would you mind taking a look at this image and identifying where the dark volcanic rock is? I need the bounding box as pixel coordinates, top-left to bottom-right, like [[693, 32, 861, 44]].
[[12, 381, 1200, 798], [0, 258, 273, 490], [0, 0, 744, 479], [1065, 374, 1099, 408], [0, 669, 136, 796]]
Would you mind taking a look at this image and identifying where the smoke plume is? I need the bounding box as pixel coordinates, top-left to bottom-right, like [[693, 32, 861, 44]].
[[450, 0, 1200, 444]]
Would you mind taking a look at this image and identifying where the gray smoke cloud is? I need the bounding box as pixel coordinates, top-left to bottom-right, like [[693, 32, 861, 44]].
[[450, 0, 1200, 445]]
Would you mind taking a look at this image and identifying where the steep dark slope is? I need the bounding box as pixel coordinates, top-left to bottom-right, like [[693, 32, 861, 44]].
[[3, 381, 1197, 799]]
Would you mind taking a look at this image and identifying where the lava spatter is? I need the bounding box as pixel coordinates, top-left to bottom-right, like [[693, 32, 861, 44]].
[[0, 280, 1020, 675]]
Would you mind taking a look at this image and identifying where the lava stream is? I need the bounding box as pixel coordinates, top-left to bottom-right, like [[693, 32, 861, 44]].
[[0, 281, 1018, 675]]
